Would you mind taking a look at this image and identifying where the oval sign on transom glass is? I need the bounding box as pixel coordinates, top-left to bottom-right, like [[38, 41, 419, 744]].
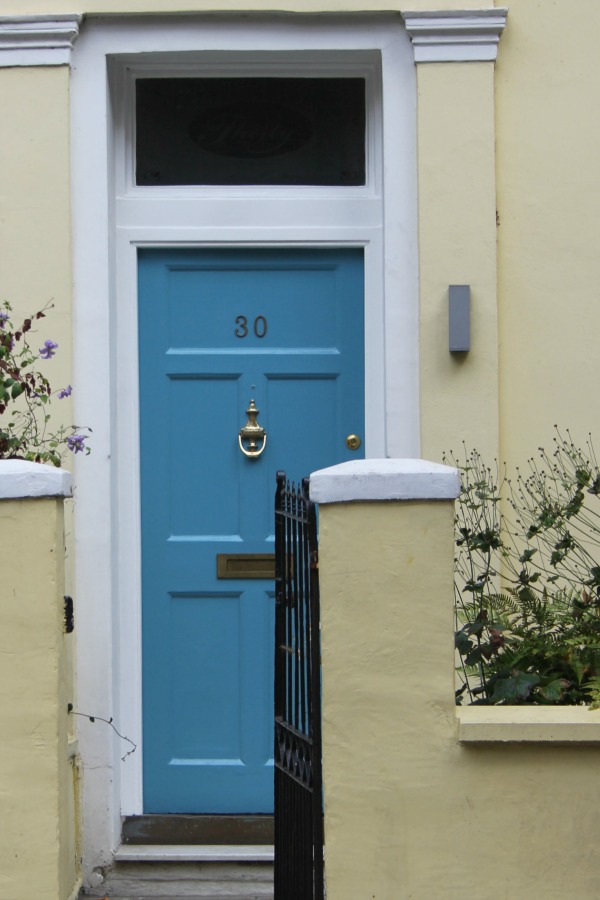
[[189, 103, 312, 159]]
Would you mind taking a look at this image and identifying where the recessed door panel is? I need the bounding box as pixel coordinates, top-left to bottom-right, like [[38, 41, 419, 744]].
[[168, 376, 241, 536]]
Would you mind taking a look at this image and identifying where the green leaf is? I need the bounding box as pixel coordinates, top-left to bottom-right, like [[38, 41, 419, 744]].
[[467, 617, 486, 638], [586, 567, 600, 587], [463, 581, 485, 594], [539, 679, 568, 702], [455, 631, 472, 654], [490, 672, 540, 703], [465, 646, 485, 667], [519, 548, 537, 564], [517, 586, 537, 604], [587, 477, 600, 496], [10, 383, 23, 399]]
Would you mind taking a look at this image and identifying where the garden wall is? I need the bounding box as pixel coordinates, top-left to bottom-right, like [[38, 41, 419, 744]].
[[0, 462, 80, 900], [312, 459, 600, 900]]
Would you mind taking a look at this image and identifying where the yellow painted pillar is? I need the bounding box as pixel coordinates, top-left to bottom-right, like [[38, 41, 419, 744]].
[[0, 56, 74, 451], [310, 459, 459, 900], [311, 458, 600, 899], [401, 9, 508, 463], [0, 462, 79, 900]]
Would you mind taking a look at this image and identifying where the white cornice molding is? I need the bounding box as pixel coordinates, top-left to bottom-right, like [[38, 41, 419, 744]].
[[401, 8, 508, 63], [0, 14, 82, 67]]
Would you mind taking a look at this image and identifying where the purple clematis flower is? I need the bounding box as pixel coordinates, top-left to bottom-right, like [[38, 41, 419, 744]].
[[39, 339, 58, 359], [67, 434, 86, 454], [57, 385, 73, 399], [0, 313, 8, 328]]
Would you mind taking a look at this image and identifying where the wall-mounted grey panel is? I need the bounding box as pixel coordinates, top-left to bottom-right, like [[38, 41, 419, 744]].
[[449, 284, 470, 352]]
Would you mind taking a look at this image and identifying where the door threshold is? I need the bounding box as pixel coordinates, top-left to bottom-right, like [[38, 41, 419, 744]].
[[114, 844, 274, 863], [122, 814, 273, 846]]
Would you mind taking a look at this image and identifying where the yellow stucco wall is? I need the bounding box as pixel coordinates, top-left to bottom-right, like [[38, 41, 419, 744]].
[[417, 62, 499, 461], [1, 1, 492, 14], [0, 63, 76, 605], [7, 0, 594, 466], [415, 0, 600, 468], [319, 497, 600, 899], [0, 496, 79, 900], [2, 3, 599, 892], [0, 65, 73, 453], [2, 4, 596, 468], [496, 0, 600, 467]]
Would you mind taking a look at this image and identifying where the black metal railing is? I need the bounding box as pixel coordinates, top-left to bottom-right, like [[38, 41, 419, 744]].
[[274, 472, 324, 900]]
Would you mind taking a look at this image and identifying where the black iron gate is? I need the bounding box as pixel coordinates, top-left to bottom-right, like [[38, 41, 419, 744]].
[[274, 472, 324, 900]]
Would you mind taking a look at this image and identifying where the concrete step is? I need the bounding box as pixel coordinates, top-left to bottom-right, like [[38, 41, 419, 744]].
[[80, 856, 274, 899]]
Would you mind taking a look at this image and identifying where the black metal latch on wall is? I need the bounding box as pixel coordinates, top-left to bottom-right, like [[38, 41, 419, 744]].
[[64, 595, 74, 634]]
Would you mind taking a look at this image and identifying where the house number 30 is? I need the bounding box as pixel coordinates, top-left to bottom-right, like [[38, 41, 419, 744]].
[[235, 315, 268, 338]]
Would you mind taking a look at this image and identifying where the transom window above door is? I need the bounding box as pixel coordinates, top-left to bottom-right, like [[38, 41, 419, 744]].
[[135, 77, 366, 186]]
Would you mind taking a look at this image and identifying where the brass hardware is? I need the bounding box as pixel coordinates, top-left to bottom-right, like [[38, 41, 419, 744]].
[[346, 434, 362, 451], [217, 553, 275, 579], [238, 398, 267, 458]]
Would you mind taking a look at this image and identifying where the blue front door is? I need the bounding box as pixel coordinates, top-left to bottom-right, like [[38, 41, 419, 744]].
[[138, 247, 364, 813]]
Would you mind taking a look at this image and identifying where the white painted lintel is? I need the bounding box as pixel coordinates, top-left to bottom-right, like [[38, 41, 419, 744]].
[[309, 458, 460, 504], [401, 8, 508, 63], [0, 14, 82, 67]]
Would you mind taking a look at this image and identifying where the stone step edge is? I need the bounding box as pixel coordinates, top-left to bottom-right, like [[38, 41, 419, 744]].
[[114, 844, 275, 863]]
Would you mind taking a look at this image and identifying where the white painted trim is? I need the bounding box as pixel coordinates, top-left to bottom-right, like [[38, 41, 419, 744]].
[[401, 9, 508, 63], [71, 14, 418, 885], [115, 844, 274, 862], [0, 14, 81, 67], [309, 458, 460, 503], [0, 459, 71, 498], [116, 54, 381, 200]]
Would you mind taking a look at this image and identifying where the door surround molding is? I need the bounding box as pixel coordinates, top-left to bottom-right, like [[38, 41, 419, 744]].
[[70, 12, 418, 880]]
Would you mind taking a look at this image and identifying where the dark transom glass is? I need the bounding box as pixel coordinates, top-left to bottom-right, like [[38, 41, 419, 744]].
[[136, 77, 366, 187]]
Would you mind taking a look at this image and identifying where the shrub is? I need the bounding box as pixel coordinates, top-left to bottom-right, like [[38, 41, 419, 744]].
[[447, 430, 600, 705], [0, 301, 90, 466]]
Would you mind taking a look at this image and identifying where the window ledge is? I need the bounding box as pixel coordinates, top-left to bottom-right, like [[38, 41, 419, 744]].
[[457, 706, 600, 744]]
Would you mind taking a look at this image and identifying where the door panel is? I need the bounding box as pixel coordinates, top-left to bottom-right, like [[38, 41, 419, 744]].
[[139, 247, 364, 813]]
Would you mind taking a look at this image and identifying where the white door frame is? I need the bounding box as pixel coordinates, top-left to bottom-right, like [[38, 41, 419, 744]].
[[71, 12, 418, 879]]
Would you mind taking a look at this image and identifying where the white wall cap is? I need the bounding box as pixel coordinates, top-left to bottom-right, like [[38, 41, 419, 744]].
[[309, 458, 460, 504], [0, 14, 82, 67], [0, 459, 72, 499], [402, 8, 508, 63]]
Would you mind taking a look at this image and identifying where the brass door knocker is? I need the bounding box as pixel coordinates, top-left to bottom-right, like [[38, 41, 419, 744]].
[[238, 399, 267, 459]]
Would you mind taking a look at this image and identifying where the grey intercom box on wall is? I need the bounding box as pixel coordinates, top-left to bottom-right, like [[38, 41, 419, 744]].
[[449, 284, 470, 352]]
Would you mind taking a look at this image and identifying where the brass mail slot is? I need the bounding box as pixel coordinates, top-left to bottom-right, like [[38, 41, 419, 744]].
[[217, 553, 275, 580]]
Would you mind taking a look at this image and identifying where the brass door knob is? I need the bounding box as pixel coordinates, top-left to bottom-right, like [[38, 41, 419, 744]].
[[346, 434, 362, 451]]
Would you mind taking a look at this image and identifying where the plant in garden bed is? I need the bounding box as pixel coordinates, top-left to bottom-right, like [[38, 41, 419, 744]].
[[0, 301, 90, 466], [446, 429, 600, 706]]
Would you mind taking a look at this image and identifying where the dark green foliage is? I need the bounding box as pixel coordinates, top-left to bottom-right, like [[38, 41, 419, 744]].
[[446, 431, 600, 706]]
